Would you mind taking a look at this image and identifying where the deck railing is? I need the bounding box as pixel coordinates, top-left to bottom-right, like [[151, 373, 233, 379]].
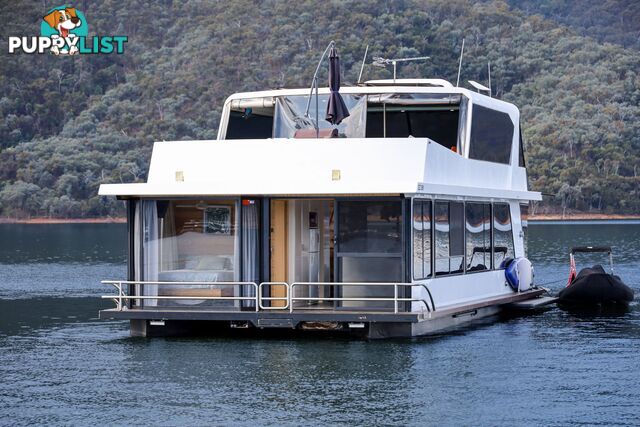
[[101, 280, 435, 314], [289, 282, 433, 314], [101, 280, 260, 311]]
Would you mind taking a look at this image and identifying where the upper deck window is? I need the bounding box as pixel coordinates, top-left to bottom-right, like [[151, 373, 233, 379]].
[[226, 98, 275, 140], [273, 94, 366, 138], [223, 92, 466, 145], [365, 93, 462, 150], [469, 105, 514, 164], [226, 110, 274, 139], [519, 127, 526, 167], [365, 105, 459, 149]]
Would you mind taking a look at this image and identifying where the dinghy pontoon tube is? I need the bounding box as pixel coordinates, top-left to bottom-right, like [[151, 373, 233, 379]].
[[559, 246, 634, 306]]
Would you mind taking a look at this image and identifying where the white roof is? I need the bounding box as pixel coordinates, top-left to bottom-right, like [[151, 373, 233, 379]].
[[364, 79, 454, 87], [220, 84, 516, 112], [98, 81, 539, 201], [98, 139, 540, 201]]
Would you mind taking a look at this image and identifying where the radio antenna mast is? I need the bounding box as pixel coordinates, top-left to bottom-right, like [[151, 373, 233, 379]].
[[487, 61, 492, 97], [372, 55, 430, 83], [357, 44, 369, 84], [456, 38, 465, 87]]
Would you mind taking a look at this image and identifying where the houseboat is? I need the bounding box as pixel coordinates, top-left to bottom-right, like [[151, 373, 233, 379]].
[[99, 78, 545, 338]]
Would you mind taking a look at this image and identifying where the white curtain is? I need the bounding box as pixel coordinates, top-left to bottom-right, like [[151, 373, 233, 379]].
[[143, 200, 159, 306], [242, 202, 259, 308], [160, 203, 178, 271], [133, 201, 141, 307]]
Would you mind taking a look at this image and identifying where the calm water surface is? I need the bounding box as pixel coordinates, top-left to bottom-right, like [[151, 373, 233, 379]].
[[0, 223, 638, 425]]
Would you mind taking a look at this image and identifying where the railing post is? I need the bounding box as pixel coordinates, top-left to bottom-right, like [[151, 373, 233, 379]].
[[289, 283, 294, 313], [117, 282, 123, 311], [394, 284, 398, 314], [255, 282, 259, 312]]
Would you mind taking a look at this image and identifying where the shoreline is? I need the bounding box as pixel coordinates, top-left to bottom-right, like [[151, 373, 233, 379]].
[[1, 213, 639, 224], [527, 213, 640, 222], [0, 217, 126, 224]]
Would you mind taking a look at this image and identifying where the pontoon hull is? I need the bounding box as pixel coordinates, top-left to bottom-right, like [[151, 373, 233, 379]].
[[101, 288, 545, 338]]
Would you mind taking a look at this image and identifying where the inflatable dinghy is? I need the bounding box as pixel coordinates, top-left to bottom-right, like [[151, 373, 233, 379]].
[[559, 246, 634, 306]]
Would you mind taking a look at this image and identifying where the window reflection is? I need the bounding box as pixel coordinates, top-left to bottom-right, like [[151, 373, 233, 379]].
[[435, 201, 464, 275], [466, 203, 491, 272], [493, 203, 514, 268], [413, 199, 432, 280]]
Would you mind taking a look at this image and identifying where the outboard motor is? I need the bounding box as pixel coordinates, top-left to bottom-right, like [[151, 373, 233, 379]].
[[504, 257, 534, 292]]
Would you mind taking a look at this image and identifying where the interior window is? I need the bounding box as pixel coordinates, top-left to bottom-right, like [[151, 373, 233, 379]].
[[493, 203, 514, 268], [469, 105, 514, 164], [366, 105, 459, 150], [465, 203, 491, 272], [435, 201, 464, 276], [412, 199, 432, 280]]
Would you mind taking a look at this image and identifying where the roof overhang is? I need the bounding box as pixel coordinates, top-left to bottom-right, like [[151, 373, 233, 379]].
[[98, 139, 541, 201]]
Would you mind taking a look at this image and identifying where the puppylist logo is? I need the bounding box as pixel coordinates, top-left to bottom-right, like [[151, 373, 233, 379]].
[[8, 5, 127, 55]]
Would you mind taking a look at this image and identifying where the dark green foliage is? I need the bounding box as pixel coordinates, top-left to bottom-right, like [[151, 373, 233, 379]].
[[508, 0, 640, 50], [0, 0, 638, 217]]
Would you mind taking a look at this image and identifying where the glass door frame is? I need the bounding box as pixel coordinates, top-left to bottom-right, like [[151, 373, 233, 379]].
[[333, 196, 409, 310]]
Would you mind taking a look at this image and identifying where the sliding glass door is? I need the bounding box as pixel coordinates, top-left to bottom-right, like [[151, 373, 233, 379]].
[[335, 199, 404, 309]]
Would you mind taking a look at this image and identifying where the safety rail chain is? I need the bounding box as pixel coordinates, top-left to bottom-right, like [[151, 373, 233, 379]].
[[101, 280, 435, 314]]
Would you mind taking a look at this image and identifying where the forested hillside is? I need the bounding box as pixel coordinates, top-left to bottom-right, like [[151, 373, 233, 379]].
[[1, 0, 639, 218], [508, 0, 640, 50]]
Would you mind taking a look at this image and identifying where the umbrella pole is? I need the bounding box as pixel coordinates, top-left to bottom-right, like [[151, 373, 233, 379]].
[[315, 77, 319, 138], [304, 40, 336, 129]]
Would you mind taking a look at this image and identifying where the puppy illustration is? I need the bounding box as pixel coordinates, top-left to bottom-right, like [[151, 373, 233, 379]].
[[43, 7, 82, 55]]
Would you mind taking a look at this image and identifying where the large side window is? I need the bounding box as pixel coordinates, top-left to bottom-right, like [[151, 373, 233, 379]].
[[493, 203, 514, 268], [466, 203, 491, 272], [469, 105, 514, 164], [412, 199, 432, 280], [435, 201, 464, 275]]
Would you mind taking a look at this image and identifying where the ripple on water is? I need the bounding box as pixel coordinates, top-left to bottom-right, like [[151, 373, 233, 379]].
[[0, 224, 639, 425]]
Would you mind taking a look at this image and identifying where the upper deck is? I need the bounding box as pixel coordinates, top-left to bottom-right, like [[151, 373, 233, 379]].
[[99, 80, 540, 201]]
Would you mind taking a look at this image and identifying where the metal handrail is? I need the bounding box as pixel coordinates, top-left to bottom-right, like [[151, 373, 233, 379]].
[[101, 280, 259, 312], [101, 280, 435, 316], [289, 282, 434, 314], [258, 282, 290, 310]]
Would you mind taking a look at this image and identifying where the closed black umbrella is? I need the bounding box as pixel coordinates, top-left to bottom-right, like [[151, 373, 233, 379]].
[[326, 46, 350, 125]]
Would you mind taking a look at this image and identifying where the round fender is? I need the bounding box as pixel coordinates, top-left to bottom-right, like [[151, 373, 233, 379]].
[[505, 257, 533, 291]]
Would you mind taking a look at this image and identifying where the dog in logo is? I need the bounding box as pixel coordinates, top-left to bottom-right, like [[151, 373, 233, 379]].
[[42, 7, 82, 55]]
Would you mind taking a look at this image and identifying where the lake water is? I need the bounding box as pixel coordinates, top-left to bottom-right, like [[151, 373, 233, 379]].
[[0, 223, 638, 425]]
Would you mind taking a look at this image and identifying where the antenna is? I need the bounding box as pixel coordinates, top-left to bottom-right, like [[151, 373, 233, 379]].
[[487, 61, 492, 97], [357, 44, 369, 84], [372, 55, 430, 83], [468, 80, 491, 93], [456, 38, 465, 87]]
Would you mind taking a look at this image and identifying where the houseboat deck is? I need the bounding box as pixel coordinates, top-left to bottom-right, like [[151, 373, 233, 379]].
[[100, 280, 546, 338]]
